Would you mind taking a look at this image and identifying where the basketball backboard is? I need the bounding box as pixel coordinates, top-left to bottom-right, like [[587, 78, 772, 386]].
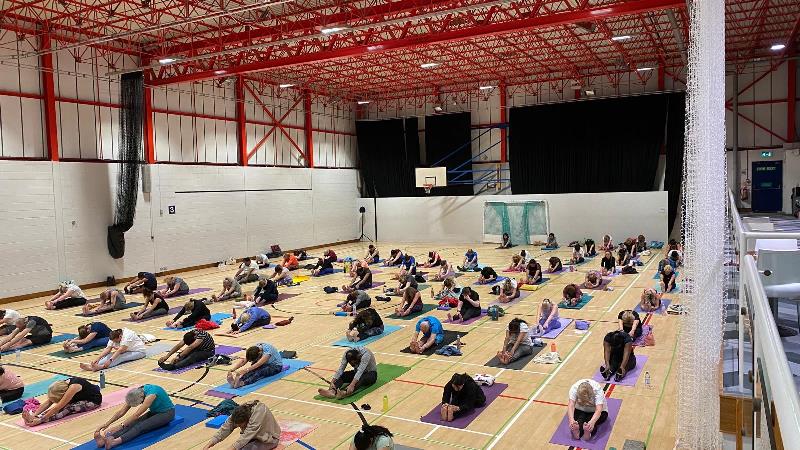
[[415, 167, 448, 192]]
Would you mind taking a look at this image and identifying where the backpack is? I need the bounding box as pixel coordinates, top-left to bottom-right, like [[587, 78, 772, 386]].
[[207, 399, 238, 417], [487, 305, 505, 320], [414, 275, 426, 283], [207, 354, 233, 366], [323, 286, 338, 294], [621, 266, 638, 274]]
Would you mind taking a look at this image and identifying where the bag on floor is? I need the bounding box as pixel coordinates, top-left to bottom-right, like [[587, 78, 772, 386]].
[[207, 399, 238, 417], [138, 333, 158, 343], [414, 275, 426, 283], [621, 266, 638, 274], [195, 319, 220, 330], [323, 286, 338, 294], [473, 374, 495, 386], [207, 354, 233, 366], [487, 305, 505, 320], [23, 398, 40, 413]]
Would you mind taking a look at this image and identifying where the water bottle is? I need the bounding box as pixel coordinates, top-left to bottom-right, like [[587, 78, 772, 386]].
[[99, 370, 106, 389], [644, 371, 651, 389], [382, 394, 389, 412], [15, 349, 20, 362], [455, 334, 462, 349], [550, 342, 557, 353]]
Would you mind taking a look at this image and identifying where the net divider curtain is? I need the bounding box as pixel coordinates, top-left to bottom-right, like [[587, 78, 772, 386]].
[[483, 200, 549, 244]]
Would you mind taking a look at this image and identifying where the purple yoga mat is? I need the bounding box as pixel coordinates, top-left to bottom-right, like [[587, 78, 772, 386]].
[[275, 293, 300, 302], [168, 287, 212, 298], [634, 299, 671, 315], [446, 312, 485, 325], [549, 397, 622, 450], [632, 325, 653, 346], [473, 276, 507, 286], [420, 383, 508, 428], [540, 318, 573, 339], [591, 355, 649, 386], [206, 390, 237, 399], [153, 345, 242, 374], [585, 278, 612, 290]]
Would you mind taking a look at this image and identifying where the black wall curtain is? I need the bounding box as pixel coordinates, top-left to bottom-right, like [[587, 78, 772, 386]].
[[663, 93, 686, 235], [424, 112, 473, 196], [509, 93, 671, 195], [356, 118, 420, 197]]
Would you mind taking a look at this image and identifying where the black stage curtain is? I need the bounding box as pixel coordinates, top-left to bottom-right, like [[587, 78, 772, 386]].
[[663, 93, 686, 235], [356, 118, 420, 197], [509, 93, 672, 195], [424, 112, 473, 196]]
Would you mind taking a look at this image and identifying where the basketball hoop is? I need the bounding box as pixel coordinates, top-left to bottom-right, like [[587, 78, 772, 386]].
[[423, 184, 433, 195]]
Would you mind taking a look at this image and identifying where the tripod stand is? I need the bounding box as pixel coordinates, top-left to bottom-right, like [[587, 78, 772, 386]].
[[358, 206, 373, 242]]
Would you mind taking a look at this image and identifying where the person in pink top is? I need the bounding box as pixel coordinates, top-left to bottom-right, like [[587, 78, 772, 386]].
[[0, 365, 24, 402]]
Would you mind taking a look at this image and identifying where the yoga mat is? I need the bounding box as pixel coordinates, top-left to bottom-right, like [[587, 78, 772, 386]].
[[585, 278, 612, 290], [122, 309, 174, 323], [386, 303, 437, 320], [314, 269, 345, 276], [0, 334, 77, 356], [634, 298, 672, 315], [549, 398, 622, 450], [164, 312, 231, 331], [656, 283, 681, 294], [540, 318, 574, 339], [559, 293, 593, 310], [71, 405, 207, 450], [369, 259, 385, 265], [445, 312, 485, 326], [209, 359, 312, 396], [488, 290, 532, 308], [473, 276, 507, 286], [275, 420, 318, 449], [366, 281, 386, 291], [48, 345, 106, 359], [484, 346, 544, 369], [293, 275, 311, 283], [400, 330, 465, 356], [501, 269, 525, 273], [314, 363, 410, 404], [275, 293, 301, 302], [632, 325, 653, 346], [420, 383, 508, 428], [591, 355, 649, 386], [76, 302, 143, 317], [153, 345, 242, 374], [144, 342, 175, 358], [331, 325, 403, 348], [653, 271, 679, 279], [168, 287, 212, 298], [206, 415, 227, 428], [1, 375, 68, 406], [19, 387, 134, 431]]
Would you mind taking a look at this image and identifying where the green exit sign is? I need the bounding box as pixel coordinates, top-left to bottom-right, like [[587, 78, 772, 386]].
[[761, 151, 773, 157]]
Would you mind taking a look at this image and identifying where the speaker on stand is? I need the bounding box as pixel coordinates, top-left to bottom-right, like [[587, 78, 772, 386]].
[[358, 206, 373, 242]]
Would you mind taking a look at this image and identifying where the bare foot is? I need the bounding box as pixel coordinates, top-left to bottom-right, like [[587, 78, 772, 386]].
[[79, 363, 94, 371], [317, 388, 337, 398]]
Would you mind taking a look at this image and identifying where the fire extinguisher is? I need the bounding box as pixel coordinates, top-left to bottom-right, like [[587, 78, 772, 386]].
[[740, 178, 750, 201]]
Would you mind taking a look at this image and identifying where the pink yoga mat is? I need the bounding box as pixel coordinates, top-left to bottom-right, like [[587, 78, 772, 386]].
[[540, 318, 573, 339], [549, 397, 622, 450], [18, 387, 134, 431], [591, 355, 649, 386], [420, 383, 508, 428]]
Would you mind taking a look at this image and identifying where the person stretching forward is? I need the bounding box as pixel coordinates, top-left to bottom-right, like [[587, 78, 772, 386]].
[[318, 347, 378, 400]]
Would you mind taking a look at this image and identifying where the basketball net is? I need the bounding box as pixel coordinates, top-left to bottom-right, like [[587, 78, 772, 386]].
[[423, 184, 433, 195]]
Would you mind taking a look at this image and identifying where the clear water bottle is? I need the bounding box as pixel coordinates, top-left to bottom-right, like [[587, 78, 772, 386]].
[[15, 349, 20, 362], [644, 371, 651, 389], [99, 370, 106, 389], [455, 334, 461, 349]]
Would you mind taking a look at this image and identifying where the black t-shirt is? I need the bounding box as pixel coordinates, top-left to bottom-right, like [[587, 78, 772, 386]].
[[481, 267, 497, 279], [617, 310, 642, 335], [68, 377, 102, 405], [26, 316, 52, 336], [443, 376, 486, 408], [601, 256, 615, 270], [148, 292, 169, 311], [604, 330, 635, 360], [350, 308, 383, 332], [139, 272, 158, 290], [459, 290, 481, 314]]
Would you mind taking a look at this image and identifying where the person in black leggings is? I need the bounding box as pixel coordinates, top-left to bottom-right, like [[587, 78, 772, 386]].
[[568, 379, 608, 441], [440, 373, 486, 422], [448, 287, 481, 323], [0, 366, 24, 403], [601, 330, 636, 381]]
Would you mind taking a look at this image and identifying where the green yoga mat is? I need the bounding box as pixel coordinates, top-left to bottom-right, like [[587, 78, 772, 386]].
[[559, 293, 593, 310], [386, 303, 437, 320], [314, 363, 409, 404], [48, 346, 105, 359]]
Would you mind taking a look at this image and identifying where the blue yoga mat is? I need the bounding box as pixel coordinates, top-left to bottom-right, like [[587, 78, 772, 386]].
[[211, 359, 311, 395], [655, 283, 682, 294], [71, 405, 206, 450], [164, 313, 232, 331], [331, 325, 402, 348], [1, 375, 68, 406], [0, 334, 77, 356], [653, 271, 679, 280]]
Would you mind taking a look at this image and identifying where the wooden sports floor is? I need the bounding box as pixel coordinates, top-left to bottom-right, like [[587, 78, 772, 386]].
[[0, 242, 680, 450]]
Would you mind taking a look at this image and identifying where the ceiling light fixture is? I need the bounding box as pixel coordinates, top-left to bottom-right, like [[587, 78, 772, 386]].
[[585, 89, 595, 96], [158, 57, 177, 64], [420, 62, 440, 69], [636, 67, 654, 71], [478, 85, 495, 90], [357, 100, 371, 105], [611, 35, 632, 41], [770, 43, 786, 51], [321, 26, 348, 35], [214, 70, 227, 75], [279, 83, 295, 88]]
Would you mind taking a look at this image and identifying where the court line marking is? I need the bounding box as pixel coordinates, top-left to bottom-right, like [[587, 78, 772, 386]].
[[0, 422, 80, 445]]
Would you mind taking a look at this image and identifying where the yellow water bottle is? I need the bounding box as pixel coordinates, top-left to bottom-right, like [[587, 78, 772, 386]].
[[382, 394, 389, 412]]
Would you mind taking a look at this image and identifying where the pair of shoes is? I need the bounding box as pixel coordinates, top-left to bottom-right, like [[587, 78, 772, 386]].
[[667, 304, 686, 315], [600, 366, 612, 380]]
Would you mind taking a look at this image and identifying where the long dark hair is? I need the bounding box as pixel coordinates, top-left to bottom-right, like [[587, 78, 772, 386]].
[[508, 317, 527, 333], [353, 425, 393, 450]]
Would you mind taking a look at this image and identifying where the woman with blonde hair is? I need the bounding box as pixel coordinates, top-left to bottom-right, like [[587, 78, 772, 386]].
[[496, 277, 519, 303], [617, 310, 643, 339], [567, 379, 608, 441], [158, 276, 190, 298], [22, 377, 101, 426], [505, 255, 524, 272], [532, 299, 560, 337], [82, 288, 126, 316], [45, 281, 87, 310], [166, 298, 211, 329], [639, 287, 662, 312]]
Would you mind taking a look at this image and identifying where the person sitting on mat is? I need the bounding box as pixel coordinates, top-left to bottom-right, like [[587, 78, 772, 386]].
[[23, 377, 101, 426], [448, 287, 481, 322], [532, 299, 560, 337], [666, 239, 683, 265], [567, 379, 608, 441], [600, 234, 614, 252], [617, 247, 631, 267], [339, 290, 372, 313], [601, 329, 636, 381], [409, 316, 444, 354], [525, 259, 543, 285], [250, 277, 280, 305], [235, 259, 261, 284], [0, 315, 52, 352], [124, 272, 157, 295], [209, 277, 243, 303], [623, 238, 638, 259], [639, 288, 663, 312], [157, 276, 190, 298], [497, 318, 534, 364], [0, 309, 20, 337], [500, 233, 513, 248], [385, 274, 417, 297], [423, 251, 443, 268], [63, 322, 111, 353], [351, 424, 394, 450], [230, 307, 271, 333], [364, 245, 380, 264], [440, 373, 486, 422], [347, 308, 384, 342], [546, 256, 563, 273], [569, 243, 585, 265], [585, 238, 597, 257], [477, 266, 498, 284], [166, 298, 211, 329], [432, 259, 455, 282], [583, 271, 603, 289], [394, 286, 423, 317], [433, 277, 459, 307], [660, 264, 677, 293], [343, 264, 373, 293], [460, 248, 479, 271], [130, 288, 169, 320], [94, 384, 175, 449], [311, 256, 335, 276], [255, 253, 270, 268], [319, 347, 378, 399], [618, 310, 643, 340], [0, 365, 24, 403], [268, 265, 293, 287], [204, 400, 281, 450], [80, 328, 146, 372], [636, 234, 648, 253], [496, 278, 520, 303], [396, 253, 417, 279], [384, 249, 404, 266], [282, 252, 300, 270], [46, 281, 87, 310], [82, 288, 126, 316], [227, 343, 284, 388], [600, 251, 616, 276], [505, 255, 524, 272], [560, 284, 584, 308], [158, 329, 216, 370], [545, 232, 558, 249]]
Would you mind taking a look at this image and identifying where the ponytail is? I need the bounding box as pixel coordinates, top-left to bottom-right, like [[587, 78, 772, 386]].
[[353, 425, 393, 450]]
